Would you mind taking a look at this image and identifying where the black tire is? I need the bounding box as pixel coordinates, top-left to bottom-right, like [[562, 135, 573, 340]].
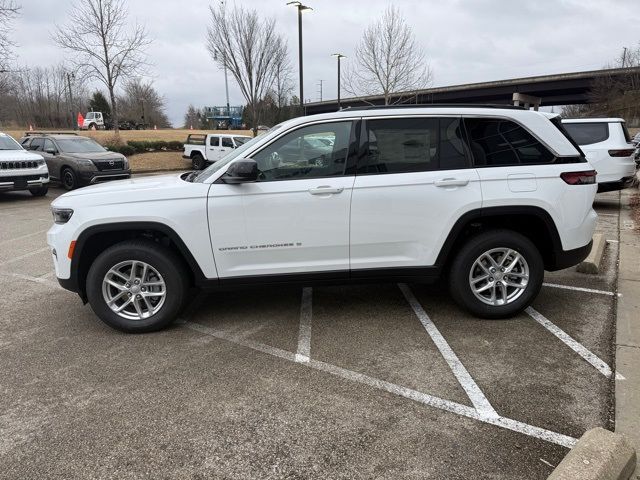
[[85, 239, 190, 333], [192, 153, 206, 170], [448, 229, 543, 319], [61, 167, 77, 190], [29, 185, 48, 196]]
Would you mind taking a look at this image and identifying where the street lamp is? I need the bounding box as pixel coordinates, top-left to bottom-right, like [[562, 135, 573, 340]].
[[287, 1, 312, 114], [331, 53, 346, 110]]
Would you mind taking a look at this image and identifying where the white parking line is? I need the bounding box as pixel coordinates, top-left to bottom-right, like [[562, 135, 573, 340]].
[[0, 229, 48, 246], [525, 307, 624, 380], [0, 246, 50, 266], [0, 270, 62, 289], [295, 287, 313, 363], [398, 283, 499, 419], [542, 282, 616, 297], [184, 320, 577, 449]]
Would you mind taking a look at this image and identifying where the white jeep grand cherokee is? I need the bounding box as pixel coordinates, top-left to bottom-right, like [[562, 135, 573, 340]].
[[48, 106, 598, 332], [0, 131, 49, 196]]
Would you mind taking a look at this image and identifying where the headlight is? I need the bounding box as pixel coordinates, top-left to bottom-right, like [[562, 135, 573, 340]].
[[77, 159, 94, 166], [52, 207, 74, 224], [123, 157, 129, 169]]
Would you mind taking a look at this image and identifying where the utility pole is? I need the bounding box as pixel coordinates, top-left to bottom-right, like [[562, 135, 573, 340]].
[[622, 47, 628, 68], [66, 72, 76, 130]]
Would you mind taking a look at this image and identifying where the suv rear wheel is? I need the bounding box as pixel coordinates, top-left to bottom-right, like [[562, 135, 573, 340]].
[[448, 230, 543, 319], [86, 240, 189, 333]]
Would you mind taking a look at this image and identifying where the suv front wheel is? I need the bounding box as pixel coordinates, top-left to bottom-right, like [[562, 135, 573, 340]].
[[86, 240, 189, 332], [449, 230, 543, 319]]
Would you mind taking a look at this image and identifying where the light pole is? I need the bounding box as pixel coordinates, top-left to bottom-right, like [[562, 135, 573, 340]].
[[331, 53, 345, 110], [287, 1, 312, 114], [214, 50, 231, 123]]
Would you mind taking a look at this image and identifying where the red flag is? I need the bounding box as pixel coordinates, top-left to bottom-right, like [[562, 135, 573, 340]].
[[77, 112, 84, 128]]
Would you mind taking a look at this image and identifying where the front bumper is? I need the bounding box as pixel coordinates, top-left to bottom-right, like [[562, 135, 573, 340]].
[[0, 173, 49, 191], [78, 169, 131, 185]]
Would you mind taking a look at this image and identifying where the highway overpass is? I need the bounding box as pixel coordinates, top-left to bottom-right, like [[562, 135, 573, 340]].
[[305, 66, 640, 114]]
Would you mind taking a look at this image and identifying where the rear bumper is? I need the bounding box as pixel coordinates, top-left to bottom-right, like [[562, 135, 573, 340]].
[[597, 176, 636, 193], [547, 240, 593, 271]]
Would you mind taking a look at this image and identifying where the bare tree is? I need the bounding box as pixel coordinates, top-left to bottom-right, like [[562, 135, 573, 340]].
[[118, 78, 171, 128], [0, 0, 20, 72], [53, 0, 150, 132], [344, 5, 432, 105], [207, 3, 288, 134]]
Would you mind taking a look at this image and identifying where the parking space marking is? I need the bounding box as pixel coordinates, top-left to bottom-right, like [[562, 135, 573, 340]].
[[398, 283, 499, 419], [525, 307, 624, 380], [0, 229, 49, 246], [295, 287, 313, 363], [542, 282, 616, 297], [0, 270, 62, 289], [184, 320, 577, 449], [0, 246, 50, 267]]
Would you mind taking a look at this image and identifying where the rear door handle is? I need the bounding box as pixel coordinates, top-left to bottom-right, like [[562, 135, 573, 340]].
[[434, 178, 469, 187], [308, 186, 344, 195]]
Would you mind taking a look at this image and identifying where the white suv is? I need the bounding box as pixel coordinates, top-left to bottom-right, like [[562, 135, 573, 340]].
[[0, 131, 49, 196], [48, 106, 598, 332], [562, 118, 637, 192]]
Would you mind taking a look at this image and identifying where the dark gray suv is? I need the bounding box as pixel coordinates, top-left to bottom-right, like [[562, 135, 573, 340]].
[[20, 133, 131, 190]]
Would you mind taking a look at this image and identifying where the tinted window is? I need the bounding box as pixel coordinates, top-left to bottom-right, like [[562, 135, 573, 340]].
[[362, 118, 438, 174], [221, 137, 233, 148], [360, 118, 469, 174], [252, 121, 352, 181], [209, 136, 219, 147], [30, 138, 44, 151], [234, 137, 249, 146], [43, 139, 56, 152], [465, 118, 555, 166], [562, 122, 609, 145], [620, 122, 632, 143]]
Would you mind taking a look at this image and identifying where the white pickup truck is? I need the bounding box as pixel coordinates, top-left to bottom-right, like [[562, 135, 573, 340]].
[[183, 133, 252, 170]]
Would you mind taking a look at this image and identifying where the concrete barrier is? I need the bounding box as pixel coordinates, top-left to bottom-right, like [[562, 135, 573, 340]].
[[577, 233, 606, 274], [548, 428, 636, 480]]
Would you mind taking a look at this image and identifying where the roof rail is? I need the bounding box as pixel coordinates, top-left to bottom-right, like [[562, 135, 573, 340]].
[[342, 104, 526, 111], [23, 131, 79, 136]]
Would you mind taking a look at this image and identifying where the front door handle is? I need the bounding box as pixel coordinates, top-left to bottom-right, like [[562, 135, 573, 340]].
[[308, 186, 344, 195], [434, 178, 469, 188]]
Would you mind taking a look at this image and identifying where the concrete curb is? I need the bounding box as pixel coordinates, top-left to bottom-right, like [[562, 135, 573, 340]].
[[615, 188, 640, 479], [576, 233, 606, 274], [548, 428, 636, 480]]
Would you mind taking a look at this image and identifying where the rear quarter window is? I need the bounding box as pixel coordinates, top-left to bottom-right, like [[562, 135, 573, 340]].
[[562, 122, 609, 145]]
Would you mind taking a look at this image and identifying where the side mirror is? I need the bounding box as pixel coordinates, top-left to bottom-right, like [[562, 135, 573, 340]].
[[45, 147, 56, 155], [222, 159, 258, 184]]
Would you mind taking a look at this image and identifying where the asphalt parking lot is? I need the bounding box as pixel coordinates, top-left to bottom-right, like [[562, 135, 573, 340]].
[[0, 183, 624, 479]]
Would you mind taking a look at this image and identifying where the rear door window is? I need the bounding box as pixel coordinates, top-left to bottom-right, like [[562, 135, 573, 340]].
[[464, 118, 555, 166], [562, 122, 609, 145]]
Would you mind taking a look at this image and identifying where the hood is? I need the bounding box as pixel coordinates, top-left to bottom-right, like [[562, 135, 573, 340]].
[[0, 149, 44, 162], [52, 172, 209, 207], [63, 151, 125, 160]]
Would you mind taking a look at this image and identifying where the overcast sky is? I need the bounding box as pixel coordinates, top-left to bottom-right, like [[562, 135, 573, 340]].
[[10, 0, 640, 126]]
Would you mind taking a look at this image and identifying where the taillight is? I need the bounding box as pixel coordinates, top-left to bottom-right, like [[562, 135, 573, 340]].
[[608, 149, 635, 157], [561, 170, 597, 185]]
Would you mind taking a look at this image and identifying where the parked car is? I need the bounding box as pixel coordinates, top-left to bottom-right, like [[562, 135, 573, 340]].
[[20, 132, 130, 190], [561, 118, 637, 192], [183, 133, 252, 170], [49, 105, 597, 333], [0, 131, 49, 196]]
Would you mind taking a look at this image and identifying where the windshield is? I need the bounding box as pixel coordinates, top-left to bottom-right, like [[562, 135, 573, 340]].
[[56, 137, 106, 153], [0, 135, 22, 150], [194, 125, 283, 182]]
